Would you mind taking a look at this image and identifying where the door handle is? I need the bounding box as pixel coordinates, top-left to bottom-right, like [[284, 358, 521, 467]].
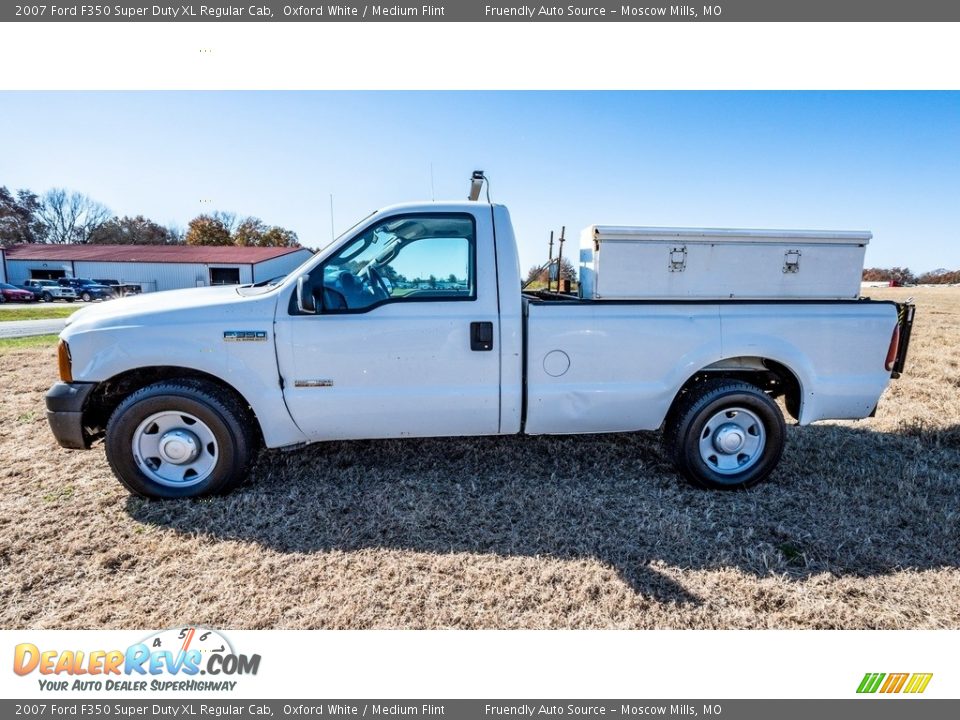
[[470, 321, 494, 351]]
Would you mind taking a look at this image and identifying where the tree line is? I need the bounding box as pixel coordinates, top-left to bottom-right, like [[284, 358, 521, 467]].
[[862, 267, 960, 285], [0, 186, 300, 248]]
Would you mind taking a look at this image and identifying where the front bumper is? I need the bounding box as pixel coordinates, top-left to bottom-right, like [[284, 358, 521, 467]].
[[45, 382, 96, 449]]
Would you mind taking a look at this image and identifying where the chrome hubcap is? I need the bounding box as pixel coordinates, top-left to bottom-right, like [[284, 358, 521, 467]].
[[133, 411, 218, 488], [698, 407, 766, 477]]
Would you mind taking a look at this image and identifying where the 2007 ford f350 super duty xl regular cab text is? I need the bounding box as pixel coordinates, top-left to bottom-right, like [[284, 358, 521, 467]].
[[45, 178, 914, 499]]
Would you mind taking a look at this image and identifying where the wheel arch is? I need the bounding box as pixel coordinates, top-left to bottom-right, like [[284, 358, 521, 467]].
[[669, 355, 804, 424], [81, 366, 264, 448]]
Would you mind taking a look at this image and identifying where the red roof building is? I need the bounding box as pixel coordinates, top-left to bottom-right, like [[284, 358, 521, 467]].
[[1, 244, 315, 292]]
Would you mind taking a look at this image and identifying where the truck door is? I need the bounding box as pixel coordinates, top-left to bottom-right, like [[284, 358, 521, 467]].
[[274, 210, 502, 441]]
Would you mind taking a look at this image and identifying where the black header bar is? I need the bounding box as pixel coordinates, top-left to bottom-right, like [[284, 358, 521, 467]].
[[4, 1, 960, 22]]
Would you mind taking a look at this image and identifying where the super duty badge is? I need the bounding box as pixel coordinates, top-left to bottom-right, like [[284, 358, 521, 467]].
[[223, 331, 267, 342]]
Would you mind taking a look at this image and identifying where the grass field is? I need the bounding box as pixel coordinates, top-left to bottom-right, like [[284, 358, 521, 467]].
[[0, 335, 59, 352], [0, 306, 80, 322], [0, 287, 957, 629]]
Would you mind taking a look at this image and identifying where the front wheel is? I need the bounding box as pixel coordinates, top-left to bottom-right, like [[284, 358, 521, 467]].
[[105, 380, 258, 499], [664, 380, 786, 490], [81, 291, 92, 302], [42, 292, 53, 302]]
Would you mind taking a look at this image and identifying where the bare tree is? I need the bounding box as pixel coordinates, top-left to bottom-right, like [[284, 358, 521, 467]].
[[211, 210, 238, 236], [166, 224, 186, 245], [37, 188, 111, 244]]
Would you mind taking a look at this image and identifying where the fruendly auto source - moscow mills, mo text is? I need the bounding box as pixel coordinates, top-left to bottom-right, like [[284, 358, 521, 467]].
[[484, 5, 711, 18]]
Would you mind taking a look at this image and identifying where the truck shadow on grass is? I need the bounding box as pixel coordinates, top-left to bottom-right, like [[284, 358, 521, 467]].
[[126, 422, 960, 604]]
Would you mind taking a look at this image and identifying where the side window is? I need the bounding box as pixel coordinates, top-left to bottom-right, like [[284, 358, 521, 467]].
[[312, 214, 476, 312]]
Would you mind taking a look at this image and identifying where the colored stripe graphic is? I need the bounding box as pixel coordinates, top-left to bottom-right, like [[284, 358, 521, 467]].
[[857, 673, 885, 693], [857, 672, 932, 694], [904, 674, 933, 694], [880, 673, 909, 693]]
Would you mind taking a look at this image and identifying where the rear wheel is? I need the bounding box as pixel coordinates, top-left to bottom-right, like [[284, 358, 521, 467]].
[[664, 379, 785, 490], [81, 291, 92, 302], [42, 292, 53, 302], [105, 380, 258, 499]]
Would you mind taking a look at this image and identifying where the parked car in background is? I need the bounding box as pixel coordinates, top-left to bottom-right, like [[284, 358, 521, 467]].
[[57, 278, 115, 302], [0, 283, 37, 303], [17, 284, 44, 302], [93, 279, 142, 297], [22, 279, 77, 303]]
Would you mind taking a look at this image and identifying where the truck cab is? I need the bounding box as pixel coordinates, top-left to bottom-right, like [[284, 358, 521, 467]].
[[276, 203, 523, 441]]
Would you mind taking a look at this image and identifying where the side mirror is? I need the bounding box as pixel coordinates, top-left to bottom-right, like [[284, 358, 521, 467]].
[[296, 275, 316, 314]]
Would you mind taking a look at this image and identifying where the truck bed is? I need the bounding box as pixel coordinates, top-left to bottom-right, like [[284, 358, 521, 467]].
[[521, 293, 901, 434]]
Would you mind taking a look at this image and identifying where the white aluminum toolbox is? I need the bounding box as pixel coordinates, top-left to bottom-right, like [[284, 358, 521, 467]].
[[578, 225, 870, 300]]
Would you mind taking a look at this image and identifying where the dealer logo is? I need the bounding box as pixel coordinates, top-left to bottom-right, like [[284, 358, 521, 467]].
[[13, 626, 260, 693]]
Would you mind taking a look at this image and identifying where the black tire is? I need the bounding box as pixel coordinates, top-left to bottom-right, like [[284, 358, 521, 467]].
[[105, 380, 258, 499], [42, 292, 53, 302], [81, 292, 92, 302], [664, 379, 785, 490]]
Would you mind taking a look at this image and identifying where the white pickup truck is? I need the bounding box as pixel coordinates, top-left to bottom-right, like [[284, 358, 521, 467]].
[[45, 187, 914, 499], [23, 279, 78, 303]]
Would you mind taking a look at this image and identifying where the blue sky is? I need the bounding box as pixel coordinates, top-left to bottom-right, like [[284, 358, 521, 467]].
[[1, 91, 957, 273]]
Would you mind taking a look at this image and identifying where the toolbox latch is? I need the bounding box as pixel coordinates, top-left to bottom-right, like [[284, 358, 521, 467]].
[[783, 249, 802, 274], [668, 246, 687, 272]]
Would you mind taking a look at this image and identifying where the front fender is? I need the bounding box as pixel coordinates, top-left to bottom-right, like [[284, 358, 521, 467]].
[[64, 322, 308, 449]]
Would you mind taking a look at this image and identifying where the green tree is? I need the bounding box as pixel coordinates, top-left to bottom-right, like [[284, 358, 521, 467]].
[[259, 226, 299, 247], [88, 215, 175, 245], [0, 187, 44, 246], [232, 216, 299, 247], [185, 214, 232, 246], [233, 216, 268, 247]]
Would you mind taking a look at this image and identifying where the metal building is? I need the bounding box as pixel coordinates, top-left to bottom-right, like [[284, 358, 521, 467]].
[[2, 244, 314, 293]]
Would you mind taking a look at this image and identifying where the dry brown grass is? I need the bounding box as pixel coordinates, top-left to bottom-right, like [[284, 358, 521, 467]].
[[1, 287, 958, 629]]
